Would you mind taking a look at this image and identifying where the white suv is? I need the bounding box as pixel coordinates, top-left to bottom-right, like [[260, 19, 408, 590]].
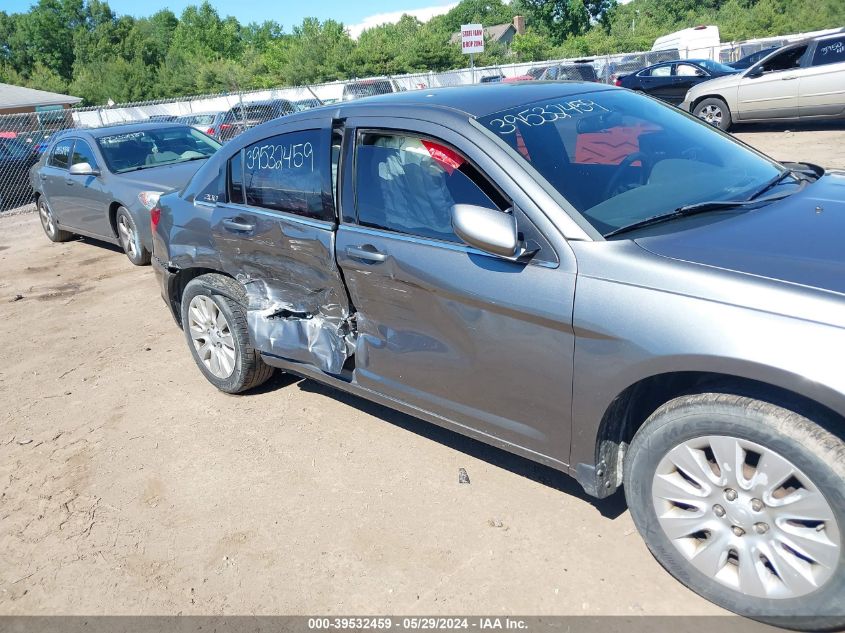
[[681, 31, 845, 130]]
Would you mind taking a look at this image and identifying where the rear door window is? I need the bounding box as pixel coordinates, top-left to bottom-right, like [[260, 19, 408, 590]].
[[242, 129, 332, 220], [647, 64, 672, 77], [48, 139, 74, 169], [812, 37, 845, 66]]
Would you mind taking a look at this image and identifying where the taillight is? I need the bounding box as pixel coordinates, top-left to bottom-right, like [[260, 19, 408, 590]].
[[207, 127, 216, 136], [220, 124, 231, 131], [614, 78, 623, 87], [150, 207, 161, 230]]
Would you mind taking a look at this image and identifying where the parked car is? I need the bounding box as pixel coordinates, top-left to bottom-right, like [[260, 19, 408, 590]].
[[605, 49, 681, 84], [540, 62, 599, 82], [683, 32, 845, 130], [341, 78, 402, 101], [207, 99, 295, 142], [502, 66, 549, 82], [151, 82, 845, 629], [727, 46, 781, 69], [31, 122, 220, 264], [175, 112, 221, 133], [148, 114, 179, 122], [479, 73, 505, 83], [617, 59, 738, 105], [0, 138, 39, 209], [291, 98, 323, 112]]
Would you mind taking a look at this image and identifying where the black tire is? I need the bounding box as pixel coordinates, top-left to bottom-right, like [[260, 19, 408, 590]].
[[180, 274, 274, 394], [114, 206, 150, 266], [38, 197, 73, 242], [625, 393, 845, 630], [694, 97, 733, 131]]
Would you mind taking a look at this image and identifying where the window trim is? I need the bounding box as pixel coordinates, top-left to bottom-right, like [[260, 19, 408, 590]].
[[349, 127, 512, 245], [48, 138, 75, 170], [226, 148, 245, 205]]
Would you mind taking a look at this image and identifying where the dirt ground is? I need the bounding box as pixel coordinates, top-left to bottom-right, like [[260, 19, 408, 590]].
[[0, 124, 843, 617]]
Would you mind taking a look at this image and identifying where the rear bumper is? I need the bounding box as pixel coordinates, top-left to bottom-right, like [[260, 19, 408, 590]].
[[151, 255, 180, 326]]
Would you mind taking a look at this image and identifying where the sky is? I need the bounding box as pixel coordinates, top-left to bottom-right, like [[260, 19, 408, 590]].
[[1, 0, 461, 37]]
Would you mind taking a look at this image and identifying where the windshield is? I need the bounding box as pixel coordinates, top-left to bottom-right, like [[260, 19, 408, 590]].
[[96, 126, 220, 173], [697, 59, 738, 73], [476, 89, 785, 236]]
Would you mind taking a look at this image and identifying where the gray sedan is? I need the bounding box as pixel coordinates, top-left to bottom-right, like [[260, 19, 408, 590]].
[[31, 122, 220, 264], [152, 83, 845, 627]]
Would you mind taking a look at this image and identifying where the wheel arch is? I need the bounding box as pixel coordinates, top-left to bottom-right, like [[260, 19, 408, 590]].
[[108, 201, 129, 238], [168, 266, 237, 329], [690, 93, 729, 114], [580, 370, 845, 499]]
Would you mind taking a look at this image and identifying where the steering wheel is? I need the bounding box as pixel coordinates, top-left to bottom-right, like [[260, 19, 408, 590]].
[[604, 152, 652, 199]]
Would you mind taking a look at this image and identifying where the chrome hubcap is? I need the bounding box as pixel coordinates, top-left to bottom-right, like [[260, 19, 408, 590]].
[[652, 435, 840, 599], [117, 215, 137, 258], [39, 202, 55, 237], [187, 295, 236, 379], [698, 104, 723, 126]]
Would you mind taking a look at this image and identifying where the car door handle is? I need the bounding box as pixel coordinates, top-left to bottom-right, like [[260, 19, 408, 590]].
[[39, 173, 47, 181], [346, 245, 386, 262], [222, 218, 255, 232], [781, 75, 797, 81], [64, 178, 74, 186]]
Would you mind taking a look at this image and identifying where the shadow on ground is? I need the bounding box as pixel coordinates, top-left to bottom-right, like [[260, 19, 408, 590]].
[[250, 370, 628, 520]]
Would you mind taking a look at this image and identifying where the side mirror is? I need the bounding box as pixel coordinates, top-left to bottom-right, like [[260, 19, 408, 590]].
[[451, 204, 524, 259], [695, 69, 706, 77], [69, 162, 99, 176], [746, 66, 763, 78]]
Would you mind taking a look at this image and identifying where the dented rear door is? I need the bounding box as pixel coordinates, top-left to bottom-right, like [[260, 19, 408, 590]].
[[210, 122, 353, 374]]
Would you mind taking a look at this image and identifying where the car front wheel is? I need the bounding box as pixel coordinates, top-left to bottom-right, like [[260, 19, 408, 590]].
[[694, 97, 733, 131], [625, 392, 844, 630]]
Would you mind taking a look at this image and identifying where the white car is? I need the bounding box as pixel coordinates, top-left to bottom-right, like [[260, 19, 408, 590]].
[[681, 31, 845, 130]]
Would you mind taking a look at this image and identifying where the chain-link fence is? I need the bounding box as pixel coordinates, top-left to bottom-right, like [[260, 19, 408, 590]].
[[0, 26, 836, 213]]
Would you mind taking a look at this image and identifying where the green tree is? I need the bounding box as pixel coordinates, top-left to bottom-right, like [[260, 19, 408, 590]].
[[521, 0, 591, 43]]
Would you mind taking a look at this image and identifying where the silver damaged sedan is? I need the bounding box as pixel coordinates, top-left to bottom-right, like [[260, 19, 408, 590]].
[[150, 83, 845, 627]]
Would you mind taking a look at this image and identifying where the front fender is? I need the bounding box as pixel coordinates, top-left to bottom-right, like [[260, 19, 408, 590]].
[[568, 270, 845, 470]]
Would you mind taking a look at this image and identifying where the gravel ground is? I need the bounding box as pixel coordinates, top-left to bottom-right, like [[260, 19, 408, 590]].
[[0, 123, 842, 617]]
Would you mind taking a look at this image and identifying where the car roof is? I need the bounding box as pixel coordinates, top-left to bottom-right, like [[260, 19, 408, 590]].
[[330, 82, 614, 118]]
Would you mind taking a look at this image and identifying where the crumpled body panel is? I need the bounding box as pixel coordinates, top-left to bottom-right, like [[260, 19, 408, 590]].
[[211, 207, 353, 374]]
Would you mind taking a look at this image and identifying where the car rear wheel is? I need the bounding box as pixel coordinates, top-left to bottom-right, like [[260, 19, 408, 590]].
[[38, 198, 73, 242], [181, 274, 274, 394], [625, 393, 844, 630], [694, 97, 732, 131], [115, 206, 150, 266]]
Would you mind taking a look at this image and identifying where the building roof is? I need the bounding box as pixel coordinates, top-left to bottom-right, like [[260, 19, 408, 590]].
[[450, 22, 516, 44], [0, 83, 82, 110]]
